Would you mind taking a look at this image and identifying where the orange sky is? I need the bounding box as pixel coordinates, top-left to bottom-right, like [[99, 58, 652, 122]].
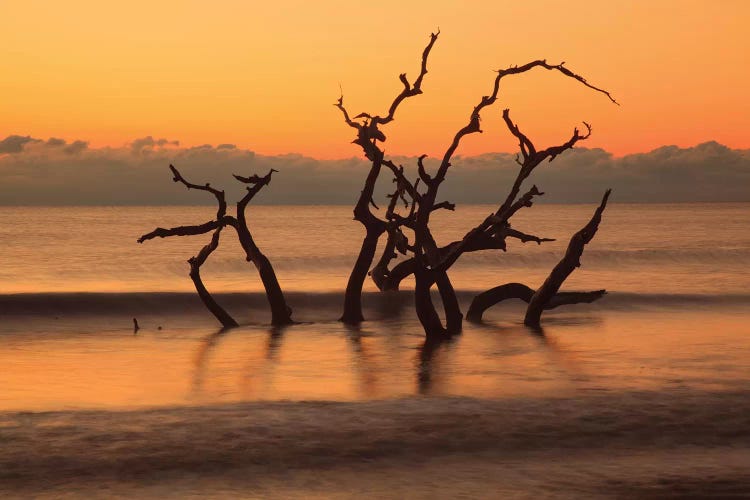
[[1, 0, 748, 159]]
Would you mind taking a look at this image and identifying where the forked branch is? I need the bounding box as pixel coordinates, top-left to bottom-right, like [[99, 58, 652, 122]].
[[430, 58, 614, 188], [235, 168, 278, 212], [188, 227, 239, 328], [170, 164, 227, 219], [138, 164, 230, 243]]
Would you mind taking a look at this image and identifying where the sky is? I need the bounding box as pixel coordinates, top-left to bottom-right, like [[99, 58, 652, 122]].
[[2, 0, 749, 160]]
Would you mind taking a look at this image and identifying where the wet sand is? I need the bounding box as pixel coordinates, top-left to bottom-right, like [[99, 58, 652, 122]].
[[2, 390, 749, 498]]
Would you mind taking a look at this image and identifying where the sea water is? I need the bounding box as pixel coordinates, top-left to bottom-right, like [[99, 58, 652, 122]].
[[0, 204, 748, 497]]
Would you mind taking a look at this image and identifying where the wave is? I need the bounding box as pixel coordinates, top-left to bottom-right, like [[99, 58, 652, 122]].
[[138, 247, 750, 273], [1, 390, 749, 491], [455, 247, 750, 267], [0, 290, 747, 317]]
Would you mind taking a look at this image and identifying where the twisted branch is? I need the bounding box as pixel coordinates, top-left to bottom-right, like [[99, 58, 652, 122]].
[[138, 164, 230, 243]]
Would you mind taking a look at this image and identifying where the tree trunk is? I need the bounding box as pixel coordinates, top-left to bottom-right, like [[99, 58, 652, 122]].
[[525, 190, 611, 328], [467, 282, 605, 322], [414, 267, 449, 340], [467, 283, 534, 322], [189, 265, 238, 328], [187, 228, 239, 329], [382, 258, 416, 290], [341, 227, 384, 323], [370, 229, 397, 291], [435, 271, 462, 334], [233, 222, 293, 326], [253, 251, 293, 326], [340, 154, 387, 324]]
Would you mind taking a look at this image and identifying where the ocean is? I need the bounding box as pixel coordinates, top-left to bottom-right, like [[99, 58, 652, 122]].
[[3, 203, 749, 295], [1, 203, 749, 498]]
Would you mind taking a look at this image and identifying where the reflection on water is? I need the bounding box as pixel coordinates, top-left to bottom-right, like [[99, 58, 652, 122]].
[[1, 304, 749, 411], [416, 338, 450, 395]]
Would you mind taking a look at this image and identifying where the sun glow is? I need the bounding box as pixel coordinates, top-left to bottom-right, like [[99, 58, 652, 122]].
[[1, 0, 749, 158]]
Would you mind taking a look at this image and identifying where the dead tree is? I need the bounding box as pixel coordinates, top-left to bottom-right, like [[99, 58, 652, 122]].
[[355, 59, 616, 339], [466, 190, 611, 324], [378, 75, 617, 293], [523, 189, 610, 327], [336, 34, 617, 337], [231, 170, 293, 325], [189, 226, 239, 328], [370, 180, 409, 291], [138, 165, 292, 327], [466, 283, 606, 323], [336, 31, 443, 324]]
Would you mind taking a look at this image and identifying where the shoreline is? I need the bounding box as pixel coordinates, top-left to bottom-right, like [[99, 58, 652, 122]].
[[1, 389, 749, 496]]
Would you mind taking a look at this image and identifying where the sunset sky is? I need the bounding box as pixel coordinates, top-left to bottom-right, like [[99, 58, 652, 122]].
[[2, 0, 748, 159]]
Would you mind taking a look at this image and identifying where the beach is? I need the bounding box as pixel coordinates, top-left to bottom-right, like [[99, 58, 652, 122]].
[[2, 390, 749, 498]]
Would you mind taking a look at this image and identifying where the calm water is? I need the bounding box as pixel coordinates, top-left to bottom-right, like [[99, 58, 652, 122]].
[[0, 203, 750, 409], [0, 203, 749, 411], [1, 203, 749, 295], [1, 204, 749, 497]]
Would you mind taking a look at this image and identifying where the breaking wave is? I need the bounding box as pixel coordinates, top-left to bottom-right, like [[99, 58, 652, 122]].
[[0, 290, 747, 317]]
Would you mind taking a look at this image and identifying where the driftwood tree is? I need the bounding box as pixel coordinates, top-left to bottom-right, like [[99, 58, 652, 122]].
[[336, 31, 456, 324], [337, 34, 617, 338], [138, 165, 293, 327], [466, 190, 611, 326], [404, 102, 614, 339], [336, 32, 461, 324]]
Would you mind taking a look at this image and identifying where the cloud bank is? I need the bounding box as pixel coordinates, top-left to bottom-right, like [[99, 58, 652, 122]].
[[0, 135, 748, 205]]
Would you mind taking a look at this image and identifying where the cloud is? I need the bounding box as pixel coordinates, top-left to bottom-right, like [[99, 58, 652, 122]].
[[130, 136, 180, 154], [0, 135, 748, 205], [63, 140, 89, 155], [0, 135, 42, 154]]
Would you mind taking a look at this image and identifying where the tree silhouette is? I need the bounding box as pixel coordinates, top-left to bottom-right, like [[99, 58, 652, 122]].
[[138, 165, 292, 327], [336, 33, 617, 338]]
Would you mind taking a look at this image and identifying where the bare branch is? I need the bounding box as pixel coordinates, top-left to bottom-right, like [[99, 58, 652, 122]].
[[138, 219, 226, 244], [169, 164, 227, 219], [385, 183, 403, 218], [187, 226, 239, 328], [501, 111, 535, 161], [496, 60, 618, 105], [524, 189, 612, 327], [503, 227, 555, 245], [382, 159, 420, 202], [236, 168, 278, 211], [190, 228, 222, 268], [432, 201, 456, 212], [434, 59, 616, 186], [495, 109, 591, 219], [409, 57, 616, 286], [417, 154, 434, 185], [499, 184, 545, 221], [541, 61, 619, 105], [371, 31, 440, 126], [334, 94, 362, 131], [467, 282, 606, 322], [138, 164, 232, 243], [233, 168, 278, 185], [578, 188, 611, 245], [548, 290, 607, 309]]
